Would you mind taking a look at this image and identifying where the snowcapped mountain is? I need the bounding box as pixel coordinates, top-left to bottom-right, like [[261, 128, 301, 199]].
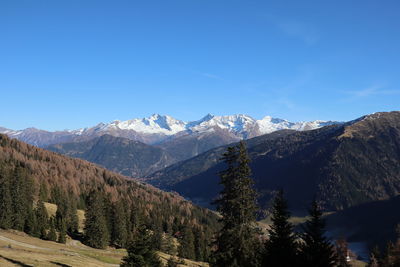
[[255, 116, 337, 134], [0, 114, 341, 147], [93, 114, 187, 135]]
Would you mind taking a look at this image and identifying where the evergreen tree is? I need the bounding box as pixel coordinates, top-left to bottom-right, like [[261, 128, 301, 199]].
[[24, 208, 37, 236], [66, 190, 79, 234], [111, 201, 128, 248], [367, 246, 381, 267], [0, 166, 12, 229], [55, 196, 67, 237], [11, 166, 29, 230], [380, 225, 400, 267], [84, 190, 109, 249], [178, 225, 195, 260], [335, 238, 351, 267], [39, 182, 49, 202], [120, 226, 162, 267], [47, 217, 57, 242], [35, 199, 49, 239], [212, 141, 261, 267], [194, 227, 207, 262], [263, 190, 298, 267], [299, 200, 337, 267], [151, 229, 163, 251], [58, 217, 67, 244]]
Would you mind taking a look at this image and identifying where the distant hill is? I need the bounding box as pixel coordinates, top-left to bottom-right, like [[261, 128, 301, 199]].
[[47, 134, 177, 177], [0, 133, 218, 233], [147, 112, 400, 211]]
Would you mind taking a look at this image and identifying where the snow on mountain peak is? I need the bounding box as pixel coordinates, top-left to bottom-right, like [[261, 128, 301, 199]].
[[1, 114, 340, 142]]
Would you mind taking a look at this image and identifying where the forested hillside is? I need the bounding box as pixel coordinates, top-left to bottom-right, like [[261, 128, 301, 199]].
[[148, 112, 400, 211], [0, 134, 219, 262], [47, 134, 177, 177]]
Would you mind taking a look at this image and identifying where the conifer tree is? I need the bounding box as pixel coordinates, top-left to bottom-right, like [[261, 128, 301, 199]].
[[151, 229, 163, 251], [178, 225, 196, 260], [58, 217, 67, 244], [35, 199, 49, 239], [111, 201, 128, 248], [335, 238, 351, 267], [380, 225, 400, 267], [212, 141, 261, 267], [120, 226, 162, 267], [299, 200, 337, 267], [39, 182, 49, 202], [66, 190, 79, 234], [263, 190, 298, 267], [24, 208, 37, 236], [0, 166, 12, 229], [47, 217, 57, 242], [84, 190, 109, 249], [367, 246, 381, 267], [194, 227, 207, 262], [11, 166, 28, 230]]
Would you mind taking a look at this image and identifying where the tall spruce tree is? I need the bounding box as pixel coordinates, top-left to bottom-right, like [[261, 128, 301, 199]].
[[24, 208, 37, 236], [120, 226, 162, 267], [84, 190, 109, 249], [264, 190, 298, 267], [35, 199, 49, 239], [39, 182, 49, 202], [66, 190, 79, 234], [299, 200, 337, 267], [111, 201, 128, 248], [0, 165, 12, 229], [58, 218, 67, 244], [47, 217, 57, 242], [212, 141, 261, 267], [11, 166, 28, 230], [178, 225, 196, 260]]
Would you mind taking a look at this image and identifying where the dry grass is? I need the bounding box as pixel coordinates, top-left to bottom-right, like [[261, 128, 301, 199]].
[[158, 251, 209, 267], [351, 259, 368, 267], [0, 229, 209, 267], [44, 202, 86, 232], [0, 229, 122, 267]]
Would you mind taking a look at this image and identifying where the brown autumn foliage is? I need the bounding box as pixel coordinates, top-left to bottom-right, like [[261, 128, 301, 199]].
[[0, 134, 219, 230]]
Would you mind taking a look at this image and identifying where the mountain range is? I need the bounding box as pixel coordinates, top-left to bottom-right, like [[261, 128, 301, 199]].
[[0, 114, 338, 148], [147, 111, 400, 212]]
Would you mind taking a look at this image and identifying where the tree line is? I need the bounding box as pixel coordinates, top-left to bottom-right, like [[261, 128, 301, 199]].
[[0, 161, 214, 266], [2, 136, 400, 266]]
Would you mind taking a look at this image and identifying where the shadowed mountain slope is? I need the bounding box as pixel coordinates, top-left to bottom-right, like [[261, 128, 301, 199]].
[[147, 112, 400, 211], [47, 134, 176, 177]]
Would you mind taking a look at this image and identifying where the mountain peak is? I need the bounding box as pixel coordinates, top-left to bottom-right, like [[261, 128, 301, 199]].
[[1, 113, 346, 146]]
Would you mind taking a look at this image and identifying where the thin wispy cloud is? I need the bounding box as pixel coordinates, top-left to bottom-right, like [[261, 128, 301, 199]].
[[277, 20, 318, 45], [343, 85, 400, 99], [200, 72, 224, 80], [266, 15, 319, 45], [181, 67, 225, 81]]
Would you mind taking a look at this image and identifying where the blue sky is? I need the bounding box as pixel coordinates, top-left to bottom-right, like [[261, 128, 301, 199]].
[[1, 0, 399, 131]]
